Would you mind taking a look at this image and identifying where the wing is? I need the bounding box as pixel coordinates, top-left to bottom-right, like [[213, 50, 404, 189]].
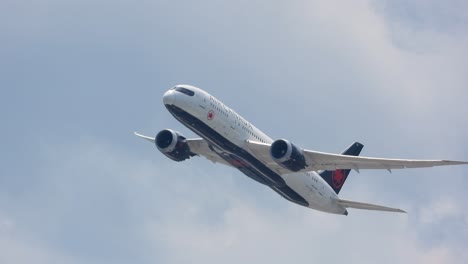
[[337, 199, 406, 213], [245, 140, 468, 175], [134, 132, 232, 167], [185, 138, 233, 167], [303, 149, 468, 171]]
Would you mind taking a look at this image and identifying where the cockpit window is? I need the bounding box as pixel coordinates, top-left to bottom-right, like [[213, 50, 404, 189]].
[[174, 87, 194, 96]]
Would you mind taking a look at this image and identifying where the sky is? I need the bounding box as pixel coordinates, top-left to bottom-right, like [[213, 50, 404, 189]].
[[1, 0, 468, 263]]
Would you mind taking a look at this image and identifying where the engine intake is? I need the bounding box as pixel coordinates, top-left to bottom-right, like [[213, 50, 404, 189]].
[[155, 129, 193, 161], [270, 139, 307, 172]]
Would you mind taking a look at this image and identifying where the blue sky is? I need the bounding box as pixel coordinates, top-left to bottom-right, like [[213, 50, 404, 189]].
[[1, 0, 468, 263]]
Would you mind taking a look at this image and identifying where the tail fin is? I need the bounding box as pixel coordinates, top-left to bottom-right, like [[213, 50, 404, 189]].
[[319, 142, 364, 194]]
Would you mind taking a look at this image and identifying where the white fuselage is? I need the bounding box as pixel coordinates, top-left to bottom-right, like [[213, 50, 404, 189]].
[[163, 85, 346, 215]]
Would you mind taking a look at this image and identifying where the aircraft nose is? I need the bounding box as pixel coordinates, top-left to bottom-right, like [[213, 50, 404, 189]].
[[163, 89, 176, 105]]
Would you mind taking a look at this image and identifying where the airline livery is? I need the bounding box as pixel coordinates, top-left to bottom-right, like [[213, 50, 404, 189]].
[[135, 85, 467, 215]]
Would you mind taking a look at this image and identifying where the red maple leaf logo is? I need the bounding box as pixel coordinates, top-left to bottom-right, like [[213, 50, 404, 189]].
[[332, 169, 346, 189], [207, 110, 214, 120]]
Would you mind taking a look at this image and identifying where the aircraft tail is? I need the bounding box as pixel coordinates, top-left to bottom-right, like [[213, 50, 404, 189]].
[[319, 142, 364, 194]]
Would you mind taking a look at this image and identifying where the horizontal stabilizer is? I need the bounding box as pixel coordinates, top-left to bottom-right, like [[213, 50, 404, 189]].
[[338, 199, 406, 213], [134, 132, 155, 143]]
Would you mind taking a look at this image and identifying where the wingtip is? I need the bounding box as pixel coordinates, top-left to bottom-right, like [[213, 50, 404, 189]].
[[134, 131, 147, 138], [442, 160, 468, 165], [133, 132, 155, 142]]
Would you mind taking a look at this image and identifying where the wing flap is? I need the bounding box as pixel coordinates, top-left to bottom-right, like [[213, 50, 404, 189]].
[[338, 199, 406, 213], [186, 138, 233, 166]]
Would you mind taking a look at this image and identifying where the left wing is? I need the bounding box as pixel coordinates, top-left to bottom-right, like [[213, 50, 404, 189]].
[[245, 140, 468, 174], [134, 132, 232, 167]]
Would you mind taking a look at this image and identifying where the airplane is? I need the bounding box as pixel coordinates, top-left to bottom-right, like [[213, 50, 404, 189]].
[[135, 85, 468, 215]]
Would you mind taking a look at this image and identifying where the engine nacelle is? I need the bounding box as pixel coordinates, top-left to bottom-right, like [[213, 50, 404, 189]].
[[155, 129, 193, 161], [270, 139, 307, 172]]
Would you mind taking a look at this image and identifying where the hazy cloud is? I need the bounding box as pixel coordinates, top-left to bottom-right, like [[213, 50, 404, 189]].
[[0, 0, 467, 263]]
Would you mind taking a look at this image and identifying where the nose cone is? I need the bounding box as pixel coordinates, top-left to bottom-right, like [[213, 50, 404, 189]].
[[163, 90, 176, 105]]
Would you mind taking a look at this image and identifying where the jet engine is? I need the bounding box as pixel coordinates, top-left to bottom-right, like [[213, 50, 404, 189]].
[[270, 139, 307, 172], [155, 129, 194, 161]]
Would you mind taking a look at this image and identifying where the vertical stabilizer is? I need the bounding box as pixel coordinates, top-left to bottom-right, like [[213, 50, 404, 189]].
[[319, 142, 363, 194]]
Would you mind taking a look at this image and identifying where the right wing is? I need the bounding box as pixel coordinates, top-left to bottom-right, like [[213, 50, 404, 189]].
[[134, 132, 232, 167], [338, 199, 406, 213]]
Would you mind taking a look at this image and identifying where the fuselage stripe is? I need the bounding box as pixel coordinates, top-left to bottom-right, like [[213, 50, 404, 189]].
[[165, 104, 309, 207]]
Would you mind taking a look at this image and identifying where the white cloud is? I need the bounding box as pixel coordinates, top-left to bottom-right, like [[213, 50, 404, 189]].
[[283, 0, 468, 115], [2, 132, 466, 264], [147, 185, 467, 264], [418, 197, 460, 225]]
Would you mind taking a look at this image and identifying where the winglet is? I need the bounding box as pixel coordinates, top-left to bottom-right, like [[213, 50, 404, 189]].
[[134, 132, 155, 143]]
